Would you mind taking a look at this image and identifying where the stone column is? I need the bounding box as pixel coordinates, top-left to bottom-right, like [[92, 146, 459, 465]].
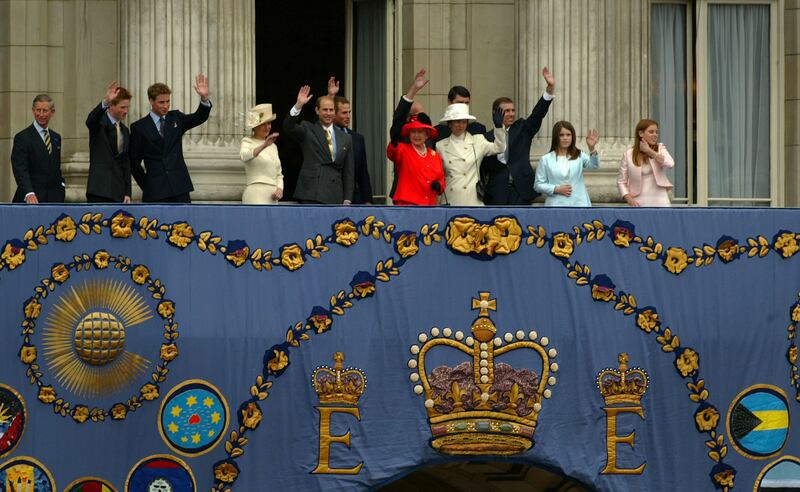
[[119, 0, 255, 202], [517, 0, 650, 203]]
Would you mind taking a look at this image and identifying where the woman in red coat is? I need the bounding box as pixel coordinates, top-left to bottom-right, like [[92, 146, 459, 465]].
[[386, 68, 445, 206]]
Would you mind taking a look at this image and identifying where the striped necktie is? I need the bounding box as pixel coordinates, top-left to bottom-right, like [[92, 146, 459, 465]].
[[43, 129, 52, 155]]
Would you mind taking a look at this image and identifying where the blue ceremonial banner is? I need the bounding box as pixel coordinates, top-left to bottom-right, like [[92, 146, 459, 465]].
[[0, 205, 799, 491]]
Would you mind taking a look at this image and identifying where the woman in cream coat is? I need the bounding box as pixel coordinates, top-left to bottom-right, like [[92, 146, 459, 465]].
[[435, 103, 505, 206], [534, 121, 600, 206], [240, 103, 284, 204]]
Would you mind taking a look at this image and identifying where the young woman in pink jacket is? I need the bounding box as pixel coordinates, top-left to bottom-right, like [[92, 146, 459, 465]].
[[617, 119, 674, 207]]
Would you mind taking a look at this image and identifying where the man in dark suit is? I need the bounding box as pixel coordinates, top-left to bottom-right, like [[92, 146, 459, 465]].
[[129, 74, 212, 203], [482, 67, 556, 205], [326, 77, 373, 204], [11, 94, 65, 203], [284, 85, 354, 204], [85, 81, 132, 203], [433, 85, 487, 144]]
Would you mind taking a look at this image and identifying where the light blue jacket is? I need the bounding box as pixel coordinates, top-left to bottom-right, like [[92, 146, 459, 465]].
[[534, 150, 599, 207]]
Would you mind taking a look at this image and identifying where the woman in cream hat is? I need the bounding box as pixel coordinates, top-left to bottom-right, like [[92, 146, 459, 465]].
[[436, 103, 506, 206], [239, 103, 284, 204]]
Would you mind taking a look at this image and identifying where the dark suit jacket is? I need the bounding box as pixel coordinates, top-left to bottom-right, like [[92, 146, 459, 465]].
[[129, 102, 212, 202], [339, 127, 373, 204], [284, 113, 354, 204], [11, 124, 65, 203], [482, 96, 552, 205], [86, 103, 131, 202]]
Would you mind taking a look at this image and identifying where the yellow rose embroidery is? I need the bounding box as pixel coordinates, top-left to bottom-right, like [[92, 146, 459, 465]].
[[160, 343, 178, 362], [226, 246, 250, 267], [267, 349, 289, 373], [214, 462, 239, 483], [19, 346, 37, 364], [774, 232, 799, 258], [713, 469, 735, 488], [24, 298, 41, 319], [789, 346, 797, 365], [140, 383, 159, 401], [310, 315, 332, 334], [1, 243, 26, 270], [792, 304, 800, 323], [352, 282, 376, 298], [663, 247, 689, 274], [72, 405, 90, 423], [54, 215, 77, 242], [157, 300, 175, 319], [111, 403, 128, 420], [241, 402, 263, 430], [675, 348, 699, 378], [280, 244, 305, 271], [550, 232, 574, 259], [486, 217, 522, 255], [716, 239, 738, 262], [131, 265, 150, 285], [591, 285, 614, 302], [613, 227, 633, 247], [51, 263, 70, 283], [334, 220, 359, 246], [111, 213, 135, 238], [168, 223, 195, 248], [38, 385, 56, 404], [445, 217, 479, 254], [396, 233, 419, 258], [93, 250, 110, 269], [636, 310, 659, 333], [694, 406, 720, 432]]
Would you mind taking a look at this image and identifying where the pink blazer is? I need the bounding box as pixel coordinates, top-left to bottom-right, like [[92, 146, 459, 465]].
[[617, 144, 674, 198]]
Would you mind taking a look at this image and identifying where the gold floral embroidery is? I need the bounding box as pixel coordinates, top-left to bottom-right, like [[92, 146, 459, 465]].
[[110, 213, 134, 238], [445, 217, 479, 254], [111, 403, 128, 420], [793, 304, 800, 323], [636, 310, 659, 333], [694, 406, 720, 432], [486, 218, 522, 255], [445, 217, 522, 256], [713, 469, 735, 488], [19, 346, 37, 364], [2, 243, 26, 270], [789, 346, 797, 365], [241, 402, 263, 430], [396, 233, 419, 258], [550, 232, 574, 259], [280, 244, 304, 271], [226, 246, 250, 267], [93, 250, 110, 269], [157, 300, 175, 319], [131, 265, 150, 285], [334, 220, 359, 246], [716, 239, 738, 262], [267, 350, 289, 373], [352, 282, 376, 298], [613, 227, 633, 247], [774, 232, 799, 258], [24, 298, 41, 319], [591, 285, 614, 302], [54, 215, 77, 242], [664, 247, 689, 274], [310, 315, 332, 334], [38, 385, 56, 404], [214, 462, 239, 483], [168, 222, 195, 248], [51, 263, 70, 283], [72, 405, 90, 423], [675, 348, 699, 377], [140, 383, 159, 401], [160, 343, 178, 362]]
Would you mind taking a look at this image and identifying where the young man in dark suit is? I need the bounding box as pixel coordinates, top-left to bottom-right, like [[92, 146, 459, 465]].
[[433, 85, 487, 144], [11, 94, 65, 203], [482, 67, 556, 205], [85, 81, 133, 203], [326, 77, 373, 204], [284, 85, 354, 205], [129, 74, 212, 203]]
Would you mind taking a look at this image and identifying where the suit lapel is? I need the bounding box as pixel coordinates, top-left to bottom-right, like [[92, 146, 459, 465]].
[[312, 123, 331, 160]]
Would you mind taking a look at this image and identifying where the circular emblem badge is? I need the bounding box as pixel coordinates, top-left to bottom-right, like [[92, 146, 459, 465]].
[[0, 384, 26, 458], [158, 380, 229, 456], [727, 384, 790, 459], [754, 456, 800, 489], [65, 477, 117, 491], [0, 456, 55, 491], [125, 455, 195, 492]]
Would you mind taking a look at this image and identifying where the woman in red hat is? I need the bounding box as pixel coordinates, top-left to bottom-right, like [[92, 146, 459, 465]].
[[387, 69, 446, 206]]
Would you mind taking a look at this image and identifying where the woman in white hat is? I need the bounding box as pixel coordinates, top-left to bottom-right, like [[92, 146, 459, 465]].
[[239, 103, 283, 204], [436, 103, 506, 206]]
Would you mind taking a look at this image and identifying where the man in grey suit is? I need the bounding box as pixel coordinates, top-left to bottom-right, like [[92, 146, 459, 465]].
[[284, 85, 354, 204], [11, 94, 65, 203], [85, 81, 132, 203]]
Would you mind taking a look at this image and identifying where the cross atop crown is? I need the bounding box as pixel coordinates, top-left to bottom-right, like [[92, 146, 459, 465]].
[[471, 292, 497, 317]]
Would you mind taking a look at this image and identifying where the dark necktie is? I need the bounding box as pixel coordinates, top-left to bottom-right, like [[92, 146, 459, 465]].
[[158, 117, 165, 137]]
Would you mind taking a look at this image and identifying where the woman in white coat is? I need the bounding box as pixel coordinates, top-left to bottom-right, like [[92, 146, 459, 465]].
[[534, 121, 599, 206], [239, 103, 284, 204], [435, 103, 506, 206]]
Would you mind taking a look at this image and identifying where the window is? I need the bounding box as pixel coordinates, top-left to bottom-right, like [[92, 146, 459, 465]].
[[651, 0, 784, 206]]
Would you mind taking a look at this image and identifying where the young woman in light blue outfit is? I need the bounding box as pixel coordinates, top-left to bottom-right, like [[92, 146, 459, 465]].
[[534, 121, 599, 206]]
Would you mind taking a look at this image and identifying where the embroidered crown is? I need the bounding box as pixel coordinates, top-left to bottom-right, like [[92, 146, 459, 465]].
[[596, 353, 649, 406], [312, 352, 366, 405], [408, 292, 558, 456]]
